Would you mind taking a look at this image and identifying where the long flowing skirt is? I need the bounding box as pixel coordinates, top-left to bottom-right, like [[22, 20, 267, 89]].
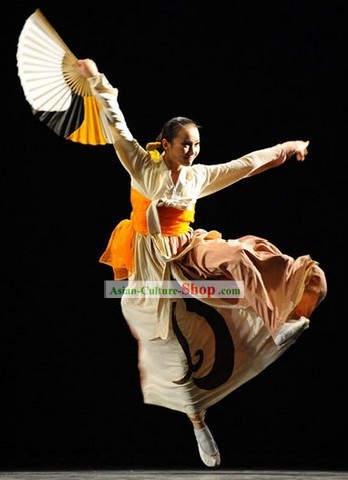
[[118, 231, 327, 414]]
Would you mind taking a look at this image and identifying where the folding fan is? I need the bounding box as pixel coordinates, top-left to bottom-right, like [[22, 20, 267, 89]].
[[17, 9, 114, 145]]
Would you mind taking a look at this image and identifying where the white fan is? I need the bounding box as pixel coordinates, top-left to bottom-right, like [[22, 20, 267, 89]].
[[17, 9, 114, 145]]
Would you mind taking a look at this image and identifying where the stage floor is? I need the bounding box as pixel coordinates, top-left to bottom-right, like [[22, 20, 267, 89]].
[[0, 471, 347, 480]]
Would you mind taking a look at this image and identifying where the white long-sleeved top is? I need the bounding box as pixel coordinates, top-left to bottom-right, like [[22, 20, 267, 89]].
[[87, 73, 294, 206], [87, 73, 299, 339]]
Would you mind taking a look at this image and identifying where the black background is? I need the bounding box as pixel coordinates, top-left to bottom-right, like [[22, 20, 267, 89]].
[[3, 0, 347, 472]]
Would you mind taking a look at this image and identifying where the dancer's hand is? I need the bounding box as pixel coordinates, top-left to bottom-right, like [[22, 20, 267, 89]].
[[76, 58, 99, 78], [282, 140, 310, 162], [294, 140, 310, 161]]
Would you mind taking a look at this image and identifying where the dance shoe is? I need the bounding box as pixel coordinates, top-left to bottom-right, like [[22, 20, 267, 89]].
[[274, 316, 310, 346], [194, 426, 221, 467]]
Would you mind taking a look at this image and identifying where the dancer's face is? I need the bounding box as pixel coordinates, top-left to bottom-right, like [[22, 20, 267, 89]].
[[163, 124, 200, 171]]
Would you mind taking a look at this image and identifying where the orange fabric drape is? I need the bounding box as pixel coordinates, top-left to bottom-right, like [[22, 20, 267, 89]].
[[99, 188, 195, 279]]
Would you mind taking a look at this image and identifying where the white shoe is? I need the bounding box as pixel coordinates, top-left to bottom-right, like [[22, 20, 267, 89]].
[[274, 316, 310, 346], [194, 426, 221, 467]]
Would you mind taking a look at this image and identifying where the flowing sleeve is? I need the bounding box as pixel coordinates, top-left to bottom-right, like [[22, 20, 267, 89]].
[[197, 144, 286, 198], [87, 74, 149, 178]]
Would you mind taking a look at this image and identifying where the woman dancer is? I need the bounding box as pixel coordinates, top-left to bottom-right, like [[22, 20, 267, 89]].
[[76, 58, 327, 468]]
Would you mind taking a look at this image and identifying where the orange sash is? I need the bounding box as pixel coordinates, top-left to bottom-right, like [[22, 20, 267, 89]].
[[99, 188, 195, 279]]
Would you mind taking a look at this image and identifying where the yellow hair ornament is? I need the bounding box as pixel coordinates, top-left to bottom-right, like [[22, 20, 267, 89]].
[[146, 141, 162, 163]]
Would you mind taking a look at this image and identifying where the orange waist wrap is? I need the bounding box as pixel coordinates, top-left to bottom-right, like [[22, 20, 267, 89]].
[[99, 188, 195, 279]]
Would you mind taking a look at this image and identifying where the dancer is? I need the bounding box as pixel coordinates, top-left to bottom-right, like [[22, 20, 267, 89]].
[[76, 58, 327, 468]]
